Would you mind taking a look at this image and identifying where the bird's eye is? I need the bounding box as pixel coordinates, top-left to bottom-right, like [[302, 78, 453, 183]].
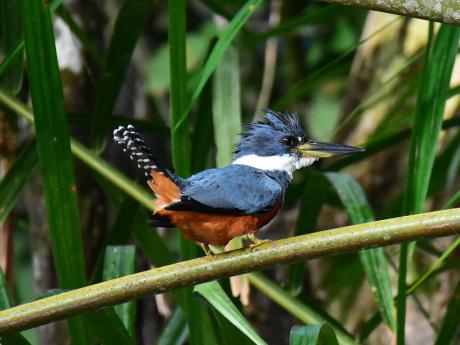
[[282, 136, 295, 146]]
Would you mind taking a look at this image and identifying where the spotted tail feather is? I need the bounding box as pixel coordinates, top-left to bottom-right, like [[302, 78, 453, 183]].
[[113, 125, 181, 185]]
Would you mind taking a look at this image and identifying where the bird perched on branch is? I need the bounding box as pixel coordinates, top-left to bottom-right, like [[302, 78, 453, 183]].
[[113, 111, 362, 255]]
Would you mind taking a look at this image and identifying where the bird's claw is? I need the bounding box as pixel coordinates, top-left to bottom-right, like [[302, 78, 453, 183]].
[[247, 233, 271, 250], [199, 243, 214, 256]]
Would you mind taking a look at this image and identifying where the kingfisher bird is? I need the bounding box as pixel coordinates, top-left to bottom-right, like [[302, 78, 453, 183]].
[[113, 110, 362, 255]]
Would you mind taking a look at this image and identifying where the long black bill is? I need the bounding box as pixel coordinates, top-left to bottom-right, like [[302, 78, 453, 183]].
[[296, 141, 364, 158]]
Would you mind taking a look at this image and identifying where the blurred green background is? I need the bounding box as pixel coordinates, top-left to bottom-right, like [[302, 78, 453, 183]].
[[0, 0, 460, 344]]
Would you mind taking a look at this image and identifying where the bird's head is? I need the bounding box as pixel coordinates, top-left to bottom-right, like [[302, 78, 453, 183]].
[[233, 110, 363, 177]]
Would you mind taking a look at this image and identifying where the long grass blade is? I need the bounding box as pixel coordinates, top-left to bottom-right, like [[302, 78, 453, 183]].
[[325, 172, 395, 331], [19, 0, 88, 342], [398, 24, 460, 345]]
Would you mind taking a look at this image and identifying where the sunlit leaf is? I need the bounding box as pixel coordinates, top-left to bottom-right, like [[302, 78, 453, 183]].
[[194, 281, 267, 345], [290, 324, 339, 345]]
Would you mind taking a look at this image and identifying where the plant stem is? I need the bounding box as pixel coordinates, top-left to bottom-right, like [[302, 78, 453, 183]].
[[1, 208, 460, 334]]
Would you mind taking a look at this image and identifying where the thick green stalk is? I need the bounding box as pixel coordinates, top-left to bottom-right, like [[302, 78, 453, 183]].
[[1, 208, 460, 334], [168, 0, 190, 177]]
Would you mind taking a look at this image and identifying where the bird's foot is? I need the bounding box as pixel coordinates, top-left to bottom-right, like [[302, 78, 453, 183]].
[[199, 243, 214, 256], [247, 233, 271, 250]]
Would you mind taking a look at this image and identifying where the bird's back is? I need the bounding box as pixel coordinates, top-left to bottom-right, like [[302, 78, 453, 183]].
[[181, 164, 285, 214]]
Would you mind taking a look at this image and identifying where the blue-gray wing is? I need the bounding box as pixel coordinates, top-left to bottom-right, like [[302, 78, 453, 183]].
[[165, 165, 283, 215]]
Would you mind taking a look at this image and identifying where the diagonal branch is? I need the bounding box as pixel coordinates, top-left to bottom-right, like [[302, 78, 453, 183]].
[[321, 0, 460, 25], [1, 208, 460, 334]]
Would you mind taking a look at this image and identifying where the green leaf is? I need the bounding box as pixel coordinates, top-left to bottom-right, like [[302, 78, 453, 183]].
[[434, 279, 460, 345], [210, 308, 254, 345], [194, 281, 267, 345], [0, 268, 12, 309], [91, 0, 155, 151], [248, 273, 357, 345], [0, 0, 62, 80], [287, 170, 329, 296], [158, 308, 189, 345], [85, 307, 133, 345], [403, 24, 460, 215], [0, 141, 37, 225], [0, 42, 24, 78], [212, 44, 241, 167], [198, 0, 233, 21], [106, 197, 138, 245], [290, 324, 339, 345], [20, 0, 88, 342], [325, 172, 395, 331], [430, 129, 460, 194], [191, 72, 213, 173], [102, 245, 136, 336], [169, 0, 190, 177], [83, 195, 135, 281], [132, 214, 174, 267], [173, 0, 263, 133], [0, 0, 23, 94], [398, 24, 460, 345]]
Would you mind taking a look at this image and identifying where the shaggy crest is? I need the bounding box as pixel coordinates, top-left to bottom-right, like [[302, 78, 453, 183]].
[[264, 110, 304, 137], [234, 110, 306, 158]]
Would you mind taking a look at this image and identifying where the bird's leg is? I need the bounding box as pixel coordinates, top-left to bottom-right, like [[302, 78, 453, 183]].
[[247, 233, 271, 250], [199, 243, 214, 256]]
